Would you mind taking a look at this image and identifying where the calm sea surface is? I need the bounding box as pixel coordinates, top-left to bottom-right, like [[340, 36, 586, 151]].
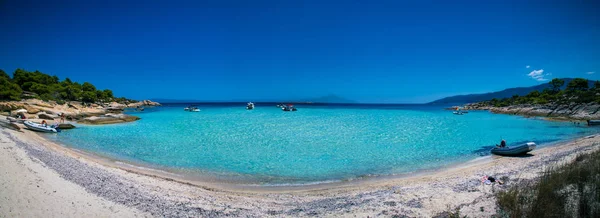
[[45, 103, 596, 185]]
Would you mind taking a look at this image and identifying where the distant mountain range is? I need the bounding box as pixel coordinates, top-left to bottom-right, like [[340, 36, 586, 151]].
[[428, 78, 594, 105], [305, 95, 355, 103]]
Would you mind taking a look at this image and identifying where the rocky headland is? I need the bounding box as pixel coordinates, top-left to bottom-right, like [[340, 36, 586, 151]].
[[463, 102, 600, 121], [0, 99, 160, 126]]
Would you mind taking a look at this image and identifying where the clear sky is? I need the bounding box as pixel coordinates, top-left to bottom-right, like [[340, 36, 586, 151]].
[[1, 0, 599, 103]]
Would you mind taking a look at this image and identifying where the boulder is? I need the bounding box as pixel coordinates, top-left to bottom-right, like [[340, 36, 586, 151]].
[[79, 114, 140, 125], [38, 113, 56, 120], [107, 102, 126, 111], [24, 105, 41, 114], [127, 100, 161, 108], [58, 123, 76, 129], [68, 101, 82, 109], [23, 99, 54, 108]]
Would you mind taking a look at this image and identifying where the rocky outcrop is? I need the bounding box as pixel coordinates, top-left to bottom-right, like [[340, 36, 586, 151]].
[[23, 99, 54, 108], [2, 99, 148, 125], [464, 102, 600, 120], [107, 102, 127, 111], [37, 113, 56, 120], [0, 102, 25, 111], [126, 100, 161, 108], [24, 105, 41, 114], [58, 123, 76, 129], [79, 114, 140, 125]]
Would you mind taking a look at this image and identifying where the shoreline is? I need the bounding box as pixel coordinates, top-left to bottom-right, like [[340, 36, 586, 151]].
[[2, 124, 600, 216], [37, 121, 592, 191], [463, 103, 598, 122]]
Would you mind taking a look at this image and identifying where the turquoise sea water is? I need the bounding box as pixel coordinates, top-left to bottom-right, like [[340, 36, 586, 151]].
[[46, 104, 596, 185]]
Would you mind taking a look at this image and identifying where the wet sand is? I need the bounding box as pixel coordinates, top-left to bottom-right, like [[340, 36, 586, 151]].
[[1, 121, 599, 217]]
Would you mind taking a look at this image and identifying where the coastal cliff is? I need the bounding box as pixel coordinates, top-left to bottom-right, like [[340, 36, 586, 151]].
[[464, 102, 600, 120]]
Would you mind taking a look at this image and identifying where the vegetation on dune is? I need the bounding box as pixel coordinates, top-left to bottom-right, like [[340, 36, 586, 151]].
[[0, 68, 134, 104], [495, 149, 600, 217], [484, 78, 598, 107]]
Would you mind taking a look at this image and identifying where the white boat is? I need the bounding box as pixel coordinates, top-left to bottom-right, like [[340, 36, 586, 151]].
[[24, 121, 59, 133], [491, 142, 536, 156], [184, 107, 190, 111], [453, 111, 464, 115], [246, 102, 255, 110], [191, 108, 200, 112]]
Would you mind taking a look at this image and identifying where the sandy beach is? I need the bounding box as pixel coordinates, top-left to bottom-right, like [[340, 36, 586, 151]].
[[1, 122, 599, 217]]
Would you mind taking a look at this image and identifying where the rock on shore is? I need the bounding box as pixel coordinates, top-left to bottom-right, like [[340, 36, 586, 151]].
[[464, 102, 600, 120], [1, 99, 159, 125], [126, 100, 161, 108], [79, 114, 141, 125]]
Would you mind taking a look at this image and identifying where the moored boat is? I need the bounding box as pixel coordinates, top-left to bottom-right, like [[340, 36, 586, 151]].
[[246, 102, 255, 110], [588, 120, 600, 126], [282, 104, 297, 111], [24, 121, 59, 133], [491, 142, 536, 156]]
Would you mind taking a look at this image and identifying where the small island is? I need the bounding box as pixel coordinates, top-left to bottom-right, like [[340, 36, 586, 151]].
[[0, 68, 160, 126]]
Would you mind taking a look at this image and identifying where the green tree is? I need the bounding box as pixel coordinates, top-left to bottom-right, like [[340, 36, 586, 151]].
[[566, 78, 589, 92], [0, 77, 22, 100], [0, 69, 10, 81], [549, 78, 565, 92], [82, 82, 96, 92], [81, 91, 97, 103]]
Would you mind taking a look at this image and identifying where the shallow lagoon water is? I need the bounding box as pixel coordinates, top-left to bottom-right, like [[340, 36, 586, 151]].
[[47, 104, 596, 185]]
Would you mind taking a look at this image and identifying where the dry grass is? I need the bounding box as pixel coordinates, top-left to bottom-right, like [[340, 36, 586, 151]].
[[496, 149, 600, 217]]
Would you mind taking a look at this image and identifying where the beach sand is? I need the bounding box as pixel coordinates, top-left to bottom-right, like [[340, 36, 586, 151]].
[[1, 121, 599, 217]]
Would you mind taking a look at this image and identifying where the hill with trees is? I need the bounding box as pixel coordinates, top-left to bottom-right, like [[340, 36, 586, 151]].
[[464, 78, 600, 120], [428, 78, 593, 105], [482, 78, 597, 107], [0, 68, 133, 104]]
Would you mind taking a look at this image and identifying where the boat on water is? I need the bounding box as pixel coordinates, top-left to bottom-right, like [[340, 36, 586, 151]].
[[185, 105, 200, 112], [246, 102, 255, 110], [588, 120, 600, 126], [491, 142, 536, 156], [24, 121, 60, 133], [453, 111, 464, 115], [282, 104, 297, 111]]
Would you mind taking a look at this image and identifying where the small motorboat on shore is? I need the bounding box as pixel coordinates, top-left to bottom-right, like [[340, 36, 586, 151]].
[[246, 102, 255, 110], [24, 121, 60, 133], [491, 142, 536, 156]]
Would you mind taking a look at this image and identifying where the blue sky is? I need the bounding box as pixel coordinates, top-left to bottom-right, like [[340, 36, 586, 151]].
[[1, 0, 599, 103]]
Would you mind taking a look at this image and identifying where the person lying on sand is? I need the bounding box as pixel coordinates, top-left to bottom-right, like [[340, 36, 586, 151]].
[[481, 175, 504, 185]]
